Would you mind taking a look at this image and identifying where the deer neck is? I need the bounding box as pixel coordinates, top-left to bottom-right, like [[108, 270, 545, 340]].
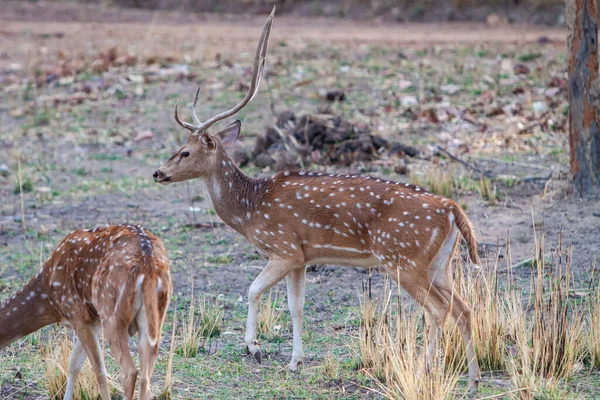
[[204, 150, 265, 236], [0, 273, 60, 349]]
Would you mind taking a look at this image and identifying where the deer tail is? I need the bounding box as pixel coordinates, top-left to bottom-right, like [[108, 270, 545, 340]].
[[141, 276, 161, 347], [451, 204, 480, 265]]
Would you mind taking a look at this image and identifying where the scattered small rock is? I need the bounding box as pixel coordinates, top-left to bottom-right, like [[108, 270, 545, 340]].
[[394, 159, 409, 175], [254, 153, 275, 169], [319, 88, 345, 102], [532, 101, 548, 114], [398, 79, 413, 91], [0, 164, 10, 177], [537, 36, 552, 45], [420, 108, 439, 123], [90, 58, 109, 74], [399, 95, 419, 107], [440, 84, 461, 95], [38, 225, 50, 237], [545, 87, 561, 97], [500, 59, 513, 74], [232, 150, 250, 168], [486, 13, 508, 28], [134, 130, 154, 142], [513, 63, 530, 75], [389, 143, 419, 158], [548, 76, 568, 89]]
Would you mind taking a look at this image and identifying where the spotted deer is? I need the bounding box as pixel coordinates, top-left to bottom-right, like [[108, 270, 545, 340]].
[[153, 7, 481, 394], [0, 225, 172, 400]]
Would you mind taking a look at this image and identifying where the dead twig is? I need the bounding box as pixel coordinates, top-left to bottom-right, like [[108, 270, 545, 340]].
[[437, 148, 553, 184], [265, 77, 278, 119], [270, 124, 300, 154], [436, 146, 493, 177], [181, 221, 226, 230], [520, 172, 553, 183], [467, 155, 551, 170]]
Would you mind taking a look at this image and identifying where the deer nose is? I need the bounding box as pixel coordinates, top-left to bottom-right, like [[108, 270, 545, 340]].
[[153, 170, 164, 182]]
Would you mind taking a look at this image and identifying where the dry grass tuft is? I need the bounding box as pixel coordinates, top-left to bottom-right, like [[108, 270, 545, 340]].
[[357, 220, 596, 399], [257, 290, 284, 341], [320, 352, 341, 380], [412, 165, 455, 198], [43, 331, 100, 400], [585, 283, 600, 368], [178, 293, 223, 358], [178, 293, 201, 358], [358, 279, 463, 399], [159, 310, 178, 400], [479, 176, 498, 205], [197, 295, 223, 340], [509, 229, 584, 399], [457, 253, 510, 372]]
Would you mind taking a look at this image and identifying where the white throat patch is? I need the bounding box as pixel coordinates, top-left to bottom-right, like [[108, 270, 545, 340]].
[[211, 176, 222, 200]]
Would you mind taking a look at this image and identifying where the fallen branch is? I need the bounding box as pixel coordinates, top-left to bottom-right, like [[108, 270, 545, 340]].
[[182, 222, 226, 230], [437, 147, 553, 184], [436, 146, 493, 177], [467, 155, 552, 170], [520, 172, 553, 183]]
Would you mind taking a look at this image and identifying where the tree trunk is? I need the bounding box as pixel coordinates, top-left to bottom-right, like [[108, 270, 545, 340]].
[[567, 0, 600, 198]]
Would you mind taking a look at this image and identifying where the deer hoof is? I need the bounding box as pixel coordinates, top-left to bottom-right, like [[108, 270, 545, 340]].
[[467, 378, 480, 396], [254, 348, 263, 364], [288, 359, 302, 372]]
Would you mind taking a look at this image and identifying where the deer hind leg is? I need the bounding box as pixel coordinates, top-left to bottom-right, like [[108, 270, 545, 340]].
[[385, 267, 450, 376], [286, 266, 307, 372], [64, 338, 88, 400], [137, 304, 160, 400], [74, 322, 111, 400], [105, 321, 137, 400], [245, 257, 295, 364], [429, 226, 481, 394]]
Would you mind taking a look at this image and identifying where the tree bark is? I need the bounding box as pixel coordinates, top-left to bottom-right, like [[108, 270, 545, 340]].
[[567, 0, 600, 198]]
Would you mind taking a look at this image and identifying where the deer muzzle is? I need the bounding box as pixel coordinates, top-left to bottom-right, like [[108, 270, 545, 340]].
[[153, 169, 171, 184]]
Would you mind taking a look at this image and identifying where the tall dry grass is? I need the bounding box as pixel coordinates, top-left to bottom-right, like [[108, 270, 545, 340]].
[[586, 279, 600, 369], [358, 279, 463, 399], [43, 331, 103, 400], [159, 309, 178, 400], [358, 224, 597, 398], [257, 289, 284, 341], [178, 292, 223, 358]]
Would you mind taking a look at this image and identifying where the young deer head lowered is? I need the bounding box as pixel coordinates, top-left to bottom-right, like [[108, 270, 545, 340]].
[[0, 225, 172, 400], [154, 6, 481, 394]]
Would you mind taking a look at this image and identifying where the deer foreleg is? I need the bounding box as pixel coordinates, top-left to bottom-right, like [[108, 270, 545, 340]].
[[64, 338, 88, 400], [245, 258, 294, 363]]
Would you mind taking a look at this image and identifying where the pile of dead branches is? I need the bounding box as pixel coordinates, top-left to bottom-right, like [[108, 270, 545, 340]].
[[239, 111, 418, 171]]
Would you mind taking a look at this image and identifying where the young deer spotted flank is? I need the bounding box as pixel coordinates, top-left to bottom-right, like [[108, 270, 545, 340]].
[[154, 7, 481, 394], [0, 225, 172, 400]]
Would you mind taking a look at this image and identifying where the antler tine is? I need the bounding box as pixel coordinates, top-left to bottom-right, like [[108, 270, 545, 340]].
[[191, 88, 202, 125], [194, 6, 275, 133], [174, 100, 198, 132]]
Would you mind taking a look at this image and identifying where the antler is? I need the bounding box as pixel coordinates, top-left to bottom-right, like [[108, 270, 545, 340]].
[[174, 6, 275, 134]]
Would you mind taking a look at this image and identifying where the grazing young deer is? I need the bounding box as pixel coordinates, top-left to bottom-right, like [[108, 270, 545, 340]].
[[153, 7, 481, 394], [0, 225, 172, 400]]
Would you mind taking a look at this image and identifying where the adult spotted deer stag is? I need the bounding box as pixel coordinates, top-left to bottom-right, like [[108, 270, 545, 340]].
[[0, 225, 172, 400], [154, 6, 481, 394]]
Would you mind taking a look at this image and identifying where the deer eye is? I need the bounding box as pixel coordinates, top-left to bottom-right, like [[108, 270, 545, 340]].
[[181, 151, 190, 158]]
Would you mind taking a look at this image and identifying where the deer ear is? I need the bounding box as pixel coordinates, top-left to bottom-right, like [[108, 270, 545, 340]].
[[200, 132, 216, 150], [216, 120, 241, 146]]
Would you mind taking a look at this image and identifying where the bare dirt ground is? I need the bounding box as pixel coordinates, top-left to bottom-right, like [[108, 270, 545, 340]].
[[0, 2, 599, 399]]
